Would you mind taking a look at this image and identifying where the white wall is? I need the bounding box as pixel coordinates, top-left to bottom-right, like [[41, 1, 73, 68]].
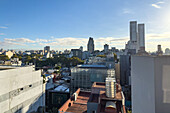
[[132, 56, 170, 113], [0, 66, 45, 113], [155, 56, 170, 113], [131, 56, 155, 113]]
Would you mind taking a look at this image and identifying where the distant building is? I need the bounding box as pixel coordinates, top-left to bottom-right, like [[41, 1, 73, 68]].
[[71, 49, 82, 59], [64, 49, 70, 54], [79, 46, 83, 51], [126, 21, 147, 54], [44, 52, 53, 58], [115, 63, 120, 81], [44, 46, 50, 53], [11, 58, 22, 66], [130, 21, 137, 42], [165, 48, 170, 55], [138, 24, 145, 52], [82, 51, 90, 60], [0, 48, 4, 52], [87, 37, 94, 54], [70, 64, 115, 93], [132, 56, 170, 113], [0, 66, 45, 113], [156, 45, 163, 55], [104, 44, 109, 53], [4, 51, 14, 59]]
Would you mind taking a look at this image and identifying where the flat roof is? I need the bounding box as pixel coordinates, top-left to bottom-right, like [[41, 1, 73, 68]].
[[66, 91, 91, 113], [92, 82, 105, 89], [0, 68, 14, 71], [92, 82, 123, 100], [0, 66, 16, 71], [54, 84, 69, 92], [77, 65, 107, 69]]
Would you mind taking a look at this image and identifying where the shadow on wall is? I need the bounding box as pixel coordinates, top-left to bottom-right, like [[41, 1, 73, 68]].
[[14, 93, 45, 113]]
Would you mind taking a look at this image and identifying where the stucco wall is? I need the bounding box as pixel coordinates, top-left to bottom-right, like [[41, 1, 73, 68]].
[[155, 57, 170, 113], [0, 66, 45, 113], [131, 56, 155, 113]]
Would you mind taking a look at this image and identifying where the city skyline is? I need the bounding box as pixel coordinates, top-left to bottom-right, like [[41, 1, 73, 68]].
[[0, 0, 170, 51]]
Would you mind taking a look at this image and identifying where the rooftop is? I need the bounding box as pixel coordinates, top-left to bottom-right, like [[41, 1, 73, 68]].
[[59, 82, 126, 113], [54, 84, 69, 92], [66, 91, 91, 113], [0, 68, 14, 71], [58, 89, 91, 113], [0, 66, 16, 71], [92, 82, 105, 89], [91, 82, 122, 101], [77, 64, 107, 69], [89, 82, 126, 113]]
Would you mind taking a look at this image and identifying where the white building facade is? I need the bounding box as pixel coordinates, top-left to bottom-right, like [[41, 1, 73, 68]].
[[131, 56, 170, 113], [0, 66, 45, 113]]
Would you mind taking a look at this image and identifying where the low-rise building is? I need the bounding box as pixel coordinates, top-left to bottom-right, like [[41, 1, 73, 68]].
[[71, 65, 115, 93], [0, 65, 45, 113], [58, 82, 126, 113], [4, 51, 14, 59]]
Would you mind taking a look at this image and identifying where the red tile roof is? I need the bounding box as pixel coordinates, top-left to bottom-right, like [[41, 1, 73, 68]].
[[58, 89, 91, 113]]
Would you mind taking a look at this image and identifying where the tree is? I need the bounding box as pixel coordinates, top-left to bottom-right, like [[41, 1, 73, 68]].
[[0, 55, 9, 61], [96, 55, 106, 58], [69, 57, 84, 66], [113, 53, 117, 61], [12, 54, 18, 58]]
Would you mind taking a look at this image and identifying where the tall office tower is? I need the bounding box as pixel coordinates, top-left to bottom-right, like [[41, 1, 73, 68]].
[[132, 56, 170, 113], [104, 44, 109, 53], [87, 37, 94, 54], [79, 46, 83, 51], [130, 21, 137, 42], [44, 46, 50, 53], [157, 45, 163, 55], [138, 24, 145, 51]]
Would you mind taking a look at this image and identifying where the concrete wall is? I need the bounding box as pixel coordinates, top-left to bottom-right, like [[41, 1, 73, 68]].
[[155, 57, 170, 113], [0, 66, 45, 113], [120, 55, 130, 86], [132, 56, 170, 113], [87, 102, 98, 113], [115, 63, 120, 82], [131, 56, 155, 113]]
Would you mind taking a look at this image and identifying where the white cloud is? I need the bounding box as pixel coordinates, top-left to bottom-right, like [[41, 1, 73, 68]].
[[35, 38, 49, 43], [41, 37, 88, 47], [122, 8, 134, 14], [151, 4, 161, 8], [0, 41, 25, 47], [0, 26, 8, 29], [157, 1, 165, 4], [4, 38, 35, 43], [1, 34, 170, 52], [151, 1, 165, 8], [0, 33, 5, 35], [146, 33, 170, 51]]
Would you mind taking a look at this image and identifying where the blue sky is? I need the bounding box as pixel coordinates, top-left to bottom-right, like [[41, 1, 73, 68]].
[[0, 0, 170, 52]]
